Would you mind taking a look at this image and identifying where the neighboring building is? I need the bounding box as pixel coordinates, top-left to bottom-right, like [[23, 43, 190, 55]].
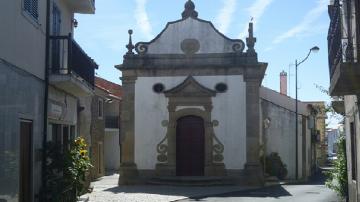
[[79, 76, 122, 180], [328, 0, 360, 201], [0, 0, 46, 200], [327, 128, 340, 155], [304, 102, 327, 167], [260, 86, 317, 180], [88, 77, 122, 177], [0, 0, 96, 201], [117, 0, 267, 185], [95, 77, 122, 172], [89, 86, 106, 179]]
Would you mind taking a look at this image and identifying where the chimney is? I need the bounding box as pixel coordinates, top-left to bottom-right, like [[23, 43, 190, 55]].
[[280, 70, 287, 95]]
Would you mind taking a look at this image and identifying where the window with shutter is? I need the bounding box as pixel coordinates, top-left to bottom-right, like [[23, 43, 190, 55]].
[[23, 0, 38, 20]]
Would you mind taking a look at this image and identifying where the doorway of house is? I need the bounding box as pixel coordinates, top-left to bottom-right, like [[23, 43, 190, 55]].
[[176, 115, 205, 176], [19, 120, 33, 202]]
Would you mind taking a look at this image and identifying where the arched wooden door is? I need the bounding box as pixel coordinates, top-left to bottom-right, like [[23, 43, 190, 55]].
[[176, 115, 205, 176]]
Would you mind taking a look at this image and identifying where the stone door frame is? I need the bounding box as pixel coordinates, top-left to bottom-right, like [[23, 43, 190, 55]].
[[155, 76, 226, 176]]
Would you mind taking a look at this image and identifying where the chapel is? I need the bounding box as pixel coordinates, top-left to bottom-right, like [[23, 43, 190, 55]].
[[116, 0, 267, 185]]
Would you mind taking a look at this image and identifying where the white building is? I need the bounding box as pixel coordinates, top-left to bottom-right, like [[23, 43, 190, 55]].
[[328, 0, 360, 201], [0, 0, 96, 201]]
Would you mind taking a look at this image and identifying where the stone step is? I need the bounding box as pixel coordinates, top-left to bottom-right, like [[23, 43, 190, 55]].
[[147, 176, 237, 186], [265, 176, 280, 186]]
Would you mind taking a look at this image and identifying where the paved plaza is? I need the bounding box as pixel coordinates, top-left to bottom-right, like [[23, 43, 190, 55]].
[[86, 174, 253, 202], [85, 169, 341, 202]]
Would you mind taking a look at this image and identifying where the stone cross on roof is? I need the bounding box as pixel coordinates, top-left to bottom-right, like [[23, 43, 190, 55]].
[[182, 0, 198, 19]]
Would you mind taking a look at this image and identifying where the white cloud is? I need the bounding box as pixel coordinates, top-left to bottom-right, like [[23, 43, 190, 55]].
[[135, 0, 153, 40], [215, 0, 237, 34], [272, 0, 328, 44], [238, 0, 274, 39], [264, 46, 274, 52]]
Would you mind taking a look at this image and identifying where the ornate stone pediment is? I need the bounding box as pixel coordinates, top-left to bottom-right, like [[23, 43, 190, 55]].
[[135, 17, 245, 55], [134, 1, 245, 55], [164, 76, 216, 97]]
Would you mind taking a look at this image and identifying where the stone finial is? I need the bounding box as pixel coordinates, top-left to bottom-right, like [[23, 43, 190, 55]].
[[182, 0, 198, 19], [126, 29, 135, 55], [246, 22, 257, 55]]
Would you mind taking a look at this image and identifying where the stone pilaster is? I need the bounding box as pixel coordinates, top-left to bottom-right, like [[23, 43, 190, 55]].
[[244, 65, 266, 186], [118, 74, 138, 185]]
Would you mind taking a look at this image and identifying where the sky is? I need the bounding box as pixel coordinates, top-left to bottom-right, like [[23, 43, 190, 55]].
[[74, 0, 331, 104]]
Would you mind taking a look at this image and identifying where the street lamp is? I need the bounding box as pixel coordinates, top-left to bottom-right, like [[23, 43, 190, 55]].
[[295, 46, 319, 180]]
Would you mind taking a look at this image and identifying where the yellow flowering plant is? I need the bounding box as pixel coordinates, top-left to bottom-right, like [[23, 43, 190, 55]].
[[64, 137, 92, 198]]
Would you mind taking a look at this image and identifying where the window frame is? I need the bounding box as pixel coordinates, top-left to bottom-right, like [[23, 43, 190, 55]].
[[98, 99, 104, 119], [23, 0, 39, 21]]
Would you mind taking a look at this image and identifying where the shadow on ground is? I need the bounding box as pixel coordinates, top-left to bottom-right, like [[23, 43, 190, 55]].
[[285, 167, 331, 186], [103, 184, 254, 197], [184, 185, 292, 201]]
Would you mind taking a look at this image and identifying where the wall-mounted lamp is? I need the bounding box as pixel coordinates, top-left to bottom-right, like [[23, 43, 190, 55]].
[[263, 117, 271, 129], [73, 19, 78, 28]]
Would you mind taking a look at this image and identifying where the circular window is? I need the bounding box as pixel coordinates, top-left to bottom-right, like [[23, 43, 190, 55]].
[[215, 83, 228, 93], [153, 83, 165, 93]]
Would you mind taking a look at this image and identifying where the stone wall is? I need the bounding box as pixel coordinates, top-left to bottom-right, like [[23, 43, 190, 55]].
[[90, 95, 105, 179], [260, 87, 311, 180]]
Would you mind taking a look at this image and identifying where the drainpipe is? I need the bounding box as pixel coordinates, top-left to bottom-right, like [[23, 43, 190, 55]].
[[41, 0, 50, 200]]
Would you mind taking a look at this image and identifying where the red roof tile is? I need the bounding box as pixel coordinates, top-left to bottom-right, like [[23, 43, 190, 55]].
[[95, 76, 122, 98]]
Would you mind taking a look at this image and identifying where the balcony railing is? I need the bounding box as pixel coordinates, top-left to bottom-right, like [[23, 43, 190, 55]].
[[49, 33, 98, 87], [328, 0, 343, 78], [105, 116, 120, 129]]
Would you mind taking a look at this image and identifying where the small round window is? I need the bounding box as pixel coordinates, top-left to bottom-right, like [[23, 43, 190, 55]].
[[215, 83, 228, 93], [153, 83, 165, 93]]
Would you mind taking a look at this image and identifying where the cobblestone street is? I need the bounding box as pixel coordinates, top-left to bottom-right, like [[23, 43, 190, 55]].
[[86, 174, 253, 202], [85, 169, 341, 202]]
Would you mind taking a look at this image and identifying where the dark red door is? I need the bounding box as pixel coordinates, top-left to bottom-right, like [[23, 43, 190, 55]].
[[176, 116, 205, 176], [20, 120, 32, 202]]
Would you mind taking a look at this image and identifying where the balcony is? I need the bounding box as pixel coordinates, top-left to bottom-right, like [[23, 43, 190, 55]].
[[65, 0, 95, 14], [49, 34, 98, 96], [331, 100, 345, 115], [328, 0, 342, 80], [328, 0, 360, 96], [329, 62, 360, 95]]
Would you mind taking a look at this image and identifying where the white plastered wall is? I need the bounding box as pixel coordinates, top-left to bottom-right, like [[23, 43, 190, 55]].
[[0, 0, 47, 79], [134, 75, 247, 170], [146, 18, 242, 54], [0, 0, 74, 80]]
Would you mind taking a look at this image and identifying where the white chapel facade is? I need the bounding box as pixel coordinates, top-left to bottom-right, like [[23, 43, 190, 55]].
[[116, 0, 267, 185]]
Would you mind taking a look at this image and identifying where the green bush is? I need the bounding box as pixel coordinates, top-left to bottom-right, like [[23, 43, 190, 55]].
[[325, 135, 348, 199], [263, 152, 288, 180]]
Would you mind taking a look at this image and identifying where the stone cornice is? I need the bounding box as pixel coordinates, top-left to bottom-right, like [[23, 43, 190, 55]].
[[118, 53, 259, 70]]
